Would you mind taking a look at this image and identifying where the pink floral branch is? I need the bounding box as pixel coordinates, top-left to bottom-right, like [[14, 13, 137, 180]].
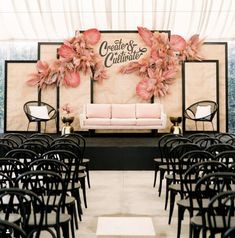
[[27, 28, 107, 89], [120, 26, 204, 100]]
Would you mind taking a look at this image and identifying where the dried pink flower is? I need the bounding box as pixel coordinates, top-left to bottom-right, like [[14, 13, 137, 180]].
[[121, 26, 204, 100]]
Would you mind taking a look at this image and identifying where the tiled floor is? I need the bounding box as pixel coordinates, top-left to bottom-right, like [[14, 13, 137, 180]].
[[75, 171, 190, 238]]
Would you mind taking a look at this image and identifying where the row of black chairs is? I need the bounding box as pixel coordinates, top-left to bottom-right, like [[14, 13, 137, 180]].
[[0, 132, 91, 189], [0, 132, 91, 238], [153, 132, 235, 238], [0, 152, 85, 238], [0, 169, 74, 238]]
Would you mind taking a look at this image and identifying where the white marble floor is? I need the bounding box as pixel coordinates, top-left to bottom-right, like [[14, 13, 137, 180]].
[[75, 171, 190, 238]]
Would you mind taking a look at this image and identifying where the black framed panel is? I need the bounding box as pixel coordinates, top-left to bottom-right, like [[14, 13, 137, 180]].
[[182, 60, 219, 132], [4, 60, 38, 132], [202, 42, 228, 132], [38, 42, 62, 133]]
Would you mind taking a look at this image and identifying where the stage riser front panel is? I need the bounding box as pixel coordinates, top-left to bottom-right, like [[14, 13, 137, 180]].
[[85, 147, 160, 170]]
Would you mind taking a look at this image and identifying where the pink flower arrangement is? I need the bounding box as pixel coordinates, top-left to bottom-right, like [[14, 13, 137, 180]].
[[27, 28, 107, 89], [120, 26, 204, 100], [61, 103, 74, 116]]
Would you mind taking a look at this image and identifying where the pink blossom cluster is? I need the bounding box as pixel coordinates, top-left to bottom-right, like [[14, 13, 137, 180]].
[[27, 29, 107, 89], [61, 103, 74, 115], [120, 27, 204, 100]]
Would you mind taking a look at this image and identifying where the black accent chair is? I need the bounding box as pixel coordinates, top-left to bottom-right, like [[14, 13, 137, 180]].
[[23, 101, 57, 132], [184, 100, 218, 131]]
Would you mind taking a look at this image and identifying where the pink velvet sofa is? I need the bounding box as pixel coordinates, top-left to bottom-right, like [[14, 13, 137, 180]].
[[79, 103, 167, 130]]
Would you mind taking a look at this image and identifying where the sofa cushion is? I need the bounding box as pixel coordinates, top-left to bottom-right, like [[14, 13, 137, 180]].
[[136, 103, 161, 118], [136, 118, 162, 126], [86, 104, 111, 118], [112, 104, 136, 118], [84, 118, 111, 126], [111, 118, 136, 126], [195, 105, 211, 119], [29, 106, 50, 119]]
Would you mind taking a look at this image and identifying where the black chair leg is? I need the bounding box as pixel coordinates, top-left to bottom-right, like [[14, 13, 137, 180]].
[[85, 164, 91, 189], [177, 205, 186, 238], [27, 122, 30, 131], [164, 178, 172, 210], [61, 223, 70, 238], [158, 170, 165, 197], [71, 189, 83, 221], [168, 190, 176, 225], [80, 177, 87, 208], [153, 164, 158, 187], [66, 205, 76, 238]]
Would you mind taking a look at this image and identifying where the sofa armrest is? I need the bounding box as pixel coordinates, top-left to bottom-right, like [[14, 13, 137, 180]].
[[160, 105, 167, 128], [79, 113, 86, 128], [161, 111, 167, 128]]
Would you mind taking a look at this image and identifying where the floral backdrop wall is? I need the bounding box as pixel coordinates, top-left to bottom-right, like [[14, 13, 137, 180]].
[[0, 41, 235, 133]]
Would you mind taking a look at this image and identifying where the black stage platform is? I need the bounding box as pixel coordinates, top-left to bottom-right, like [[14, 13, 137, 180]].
[[84, 136, 160, 170]]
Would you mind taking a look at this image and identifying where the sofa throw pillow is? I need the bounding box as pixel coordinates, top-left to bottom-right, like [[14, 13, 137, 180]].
[[29, 106, 50, 119], [195, 105, 211, 119], [136, 103, 161, 118]]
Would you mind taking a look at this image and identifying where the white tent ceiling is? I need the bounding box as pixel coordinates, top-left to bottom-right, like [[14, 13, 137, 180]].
[[0, 0, 234, 41]]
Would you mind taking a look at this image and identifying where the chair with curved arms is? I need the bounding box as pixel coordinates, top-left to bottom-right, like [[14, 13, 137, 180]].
[[184, 100, 218, 131], [23, 101, 57, 132]]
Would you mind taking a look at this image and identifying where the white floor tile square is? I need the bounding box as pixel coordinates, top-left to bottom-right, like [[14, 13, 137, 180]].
[[96, 216, 156, 236]]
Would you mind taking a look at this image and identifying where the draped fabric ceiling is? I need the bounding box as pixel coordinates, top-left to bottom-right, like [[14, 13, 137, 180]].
[[0, 0, 234, 41]]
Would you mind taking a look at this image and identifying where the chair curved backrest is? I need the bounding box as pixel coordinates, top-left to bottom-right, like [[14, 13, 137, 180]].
[[0, 144, 12, 157], [5, 148, 39, 167], [3, 133, 27, 146], [223, 227, 235, 238], [215, 132, 235, 143], [184, 100, 218, 131], [0, 219, 27, 238], [61, 133, 88, 157], [0, 187, 44, 237], [0, 158, 28, 182], [19, 141, 48, 156], [23, 101, 57, 132], [187, 133, 210, 143], [15, 170, 67, 238], [0, 138, 19, 148], [29, 133, 54, 145], [206, 143, 235, 156]]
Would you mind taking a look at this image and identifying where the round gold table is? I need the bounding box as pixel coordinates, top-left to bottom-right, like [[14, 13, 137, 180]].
[[170, 116, 182, 134]]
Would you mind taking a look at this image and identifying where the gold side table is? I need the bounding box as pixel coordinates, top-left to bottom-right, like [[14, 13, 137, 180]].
[[170, 116, 182, 134], [61, 116, 74, 135]]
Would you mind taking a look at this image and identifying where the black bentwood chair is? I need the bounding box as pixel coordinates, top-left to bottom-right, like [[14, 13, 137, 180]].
[[0, 188, 44, 238], [184, 100, 218, 131], [29, 158, 78, 238], [23, 101, 57, 132], [191, 172, 235, 238], [61, 133, 92, 188], [16, 170, 71, 238]]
